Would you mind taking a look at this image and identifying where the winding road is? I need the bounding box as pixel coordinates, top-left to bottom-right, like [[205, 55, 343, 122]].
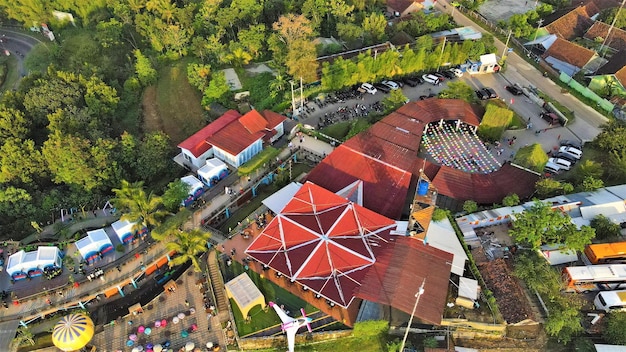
[[0, 27, 48, 82]]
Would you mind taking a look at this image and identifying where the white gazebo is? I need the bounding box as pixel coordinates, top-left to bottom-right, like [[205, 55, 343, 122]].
[[197, 158, 228, 187], [75, 229, 114, 264], [224, 273, 266, 318], [181, 175, 205, 206], [6, 246, 63, 280], [111, 219, 141, 244]]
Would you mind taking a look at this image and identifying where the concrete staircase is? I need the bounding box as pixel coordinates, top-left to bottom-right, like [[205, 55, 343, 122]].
[[207, 251, 230, 323]]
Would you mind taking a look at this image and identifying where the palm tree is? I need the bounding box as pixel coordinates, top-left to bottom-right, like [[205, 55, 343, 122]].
[[269, 71, 289, 98], [112, 180, 167, 232], [12, 327, 35, 348], [166, 229, 211, 272]]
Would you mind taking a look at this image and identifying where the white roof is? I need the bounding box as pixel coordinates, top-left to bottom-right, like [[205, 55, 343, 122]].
[[566, 264, 626, 281], [480, 53, 497, 65], [523, 34, 558, 49], [181, 175, 204, 195], [458, 277, 479, 300], [581, 200, 626, 220], [539, 244, 578, 265], [606, 184, 626, 200], [75, 229, 113, 260], [425, 218, 468, 276], [586, 189, 624, 206], [111, 219, 135, 234], [262, 182, 302, 214], [224, 273, 264, 310], [595, 344, 626, 352], [197, 158, 227, 180], [6, 247, 61, 275]]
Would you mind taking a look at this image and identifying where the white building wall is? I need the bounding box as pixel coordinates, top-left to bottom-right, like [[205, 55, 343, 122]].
[[180, 148, 214, 169]]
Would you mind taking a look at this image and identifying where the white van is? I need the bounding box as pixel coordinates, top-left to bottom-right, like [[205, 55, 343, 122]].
[[422, 74, 440, 85], [548, 157, 571, 171], [558, 146, 582, 160], [594, 290, 626, 312], [544, 162, 561, 174]]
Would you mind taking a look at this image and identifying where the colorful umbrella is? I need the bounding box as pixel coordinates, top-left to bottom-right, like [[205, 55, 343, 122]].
[[51, 313, 95, 352]]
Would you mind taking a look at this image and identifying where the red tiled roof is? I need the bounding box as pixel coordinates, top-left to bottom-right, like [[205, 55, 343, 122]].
[[584, 21, 626, 51], [239, 109, 267, 134], [616, 66, 626, 88], [429, 163, 541, 204], [177, 110, 241, 157], [356, 236, 453, 325], [261, 110, 288, 129], [545, 6, 595, 40], [543, 37, 596, 69], [305, 144, 413, 220], [245, 182, 398, 307], [387, 0, 422, 13], [584, 0, 621, 12]]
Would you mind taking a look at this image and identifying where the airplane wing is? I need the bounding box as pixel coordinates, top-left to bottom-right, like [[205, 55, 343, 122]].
[[271, 303, 294, 324], [286, 325, 297, 352]]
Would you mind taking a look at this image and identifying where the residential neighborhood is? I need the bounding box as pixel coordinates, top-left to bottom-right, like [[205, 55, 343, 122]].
[[3, 0, 626, 352]]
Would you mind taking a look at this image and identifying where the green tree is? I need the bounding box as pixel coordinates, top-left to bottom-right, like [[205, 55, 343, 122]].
[[166, 229, 211, 271], [202, 71, 230, 108], [11, 327, 34, 349], [336, 22, 363, 42], [134, 49, 157, 86], [510, 200, 595, 251], [186, 63, 211, 91], [162, 179, 191, 212], [136, 131, 173, 183], [590, 214, 622, 241], [535, 178, 574, 198], [221, 44, 253, 67], [0, 106, 29, 141], [112, 180, 166, 230], [604, 312, 626, 344], [502, 193, 520, 207], [463, 200, 478, 214], [238, 24, 266, 59], [362, 13, 387, 43], [0, 138, 43, 184], [581, 176, 604, 192], [438, 81, 476, 102], [432, 208, 449, 222], [383, 89, 408, 112]]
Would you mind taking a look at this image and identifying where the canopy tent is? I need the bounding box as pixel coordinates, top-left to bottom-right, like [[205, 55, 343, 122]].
[[224, 273, 266, 318], [197, 158, 228, 187], [424, 218, 468, 276], [111, 219, 146, 244], [6, 246, 62, 280], [261, 182, 302, 214], [181, 175, 205, 207], [75, 229, 114, 264], [52, 313, 94, 352], [246, 181, 398, 307]]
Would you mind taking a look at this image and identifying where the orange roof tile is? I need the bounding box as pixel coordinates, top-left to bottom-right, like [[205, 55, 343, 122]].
[[584, 21, 626, 51], [177, 110, 241, 157], [543, 37, 596, 69], [545, 6, 595, 40]]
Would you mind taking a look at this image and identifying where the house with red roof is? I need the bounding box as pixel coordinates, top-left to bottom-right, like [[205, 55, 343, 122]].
[[386, 0, 433, 18], [176, 109, 286, 170]]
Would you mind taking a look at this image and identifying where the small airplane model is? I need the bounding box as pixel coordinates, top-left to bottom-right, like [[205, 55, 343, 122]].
[[269, 301, 312, 352]]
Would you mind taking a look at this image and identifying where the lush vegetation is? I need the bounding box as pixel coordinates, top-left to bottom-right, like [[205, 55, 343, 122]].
[[477, 103, 514, 141], [513, 143, 548, 173]]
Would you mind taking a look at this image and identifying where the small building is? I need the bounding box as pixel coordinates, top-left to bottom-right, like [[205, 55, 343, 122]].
[[196, 158, 229, 187], [111, 219, 146, 245], [176, 109, 286, 170], [466, 54, 501, 75], [587, 50, 626, 96], [6, 246, 63, 281], [75, 229, 114, 264], [224, 273, 266, 318], [431, 26, 482, 41], [542, 37, 604, 76], [180, 175, 205, 207], [386, 0, 433, 18]]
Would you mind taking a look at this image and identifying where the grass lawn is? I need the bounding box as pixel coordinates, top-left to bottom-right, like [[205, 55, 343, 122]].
[[321, 121, 352, 140], [250, 333, 388, 352], [225, 261, 317, 337], [218, 162, 312, 233], [0, 55, 19, 92], [144, 58, 206, 144]]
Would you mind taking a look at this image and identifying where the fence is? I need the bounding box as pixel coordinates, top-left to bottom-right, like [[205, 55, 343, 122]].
[[559, 72, 615, 112]]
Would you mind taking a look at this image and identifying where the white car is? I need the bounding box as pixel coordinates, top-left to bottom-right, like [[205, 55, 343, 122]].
[[381, 80, 400, 90], [558, 146, 582, 160], [359, 83, 377, 94], [450, 68, 463, 77], [422, 74, 440, 85], [548, 157, 571, 171]]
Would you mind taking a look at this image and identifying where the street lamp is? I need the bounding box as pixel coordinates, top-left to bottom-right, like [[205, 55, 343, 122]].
[[399, 278, 426, 352]]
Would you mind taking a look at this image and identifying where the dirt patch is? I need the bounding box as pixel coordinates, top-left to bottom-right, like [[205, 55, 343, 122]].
[[142, 86, 164, 133]]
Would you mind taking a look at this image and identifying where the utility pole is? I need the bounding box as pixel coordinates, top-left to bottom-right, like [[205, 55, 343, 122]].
[[399, 278, 426, 352], [290, 80, 297, 118], [501, 30, 512, 60], [437, 37, 447, 72], [599, 0, 626, 58], [300, 76, 304, 114], [533, 19, 544, 41]]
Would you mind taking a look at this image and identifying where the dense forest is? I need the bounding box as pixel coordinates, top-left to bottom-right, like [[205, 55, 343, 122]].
[[0, 0, 499, 239]]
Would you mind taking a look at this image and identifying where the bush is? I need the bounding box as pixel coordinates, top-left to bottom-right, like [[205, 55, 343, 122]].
[[604, 312, 626, 345], [477, 104, 514, 141], [514, 143, 549, 172], [238, 147, 280, 176], [432, 208, 449, 221], [115, 244, 125, 253], [590, 215, 622, 241], [463, 200, 478, 214]]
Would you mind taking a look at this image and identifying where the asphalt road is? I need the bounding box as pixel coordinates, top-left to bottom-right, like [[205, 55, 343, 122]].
[[435, 0, 608, 142], [0, 28, 46, 78]]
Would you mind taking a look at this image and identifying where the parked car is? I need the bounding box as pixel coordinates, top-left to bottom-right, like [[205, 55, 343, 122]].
[[419, 93, 437, 100], [560, 139, 583, 149], [544, 162, 562, 175], [431, 72, 446, 82], [559, 146, 582, 159], [450, 68, 464, 77], [540, 112, 560, 125], [422, 74, 440, 85], [381, 80, 401, 90], [373, 83, 391, 93], [553, 152, 577, 164], [505, 85, 524, 95], [441, 70, 456, 79], [359, 83, 377, 95], [548, 157, 572, 171], [482, 87, 498, 99], [475, 89, 490, 100], [402, 76, 423, 87]]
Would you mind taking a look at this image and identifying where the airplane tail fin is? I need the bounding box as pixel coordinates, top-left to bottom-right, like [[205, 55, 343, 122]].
[[301, 308, 313, 332]]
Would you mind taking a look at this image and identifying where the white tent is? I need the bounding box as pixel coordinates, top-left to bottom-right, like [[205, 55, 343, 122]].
[[111, 219, 139, 244], [75, 229, 114, 264], [425, 218, 468, 276], [224, 273, 266, 318], [539, 244, 578, 265], [197, 158, 228, 187], [181, 175, 205, 206], [6, 246, 62, 280], [262, 182, 302, 214]]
